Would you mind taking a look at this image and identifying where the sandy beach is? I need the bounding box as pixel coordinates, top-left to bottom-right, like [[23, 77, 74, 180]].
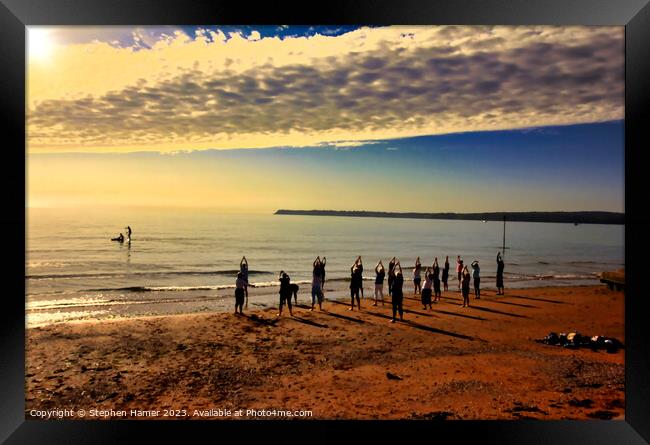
[[25, 283, 624, 420]]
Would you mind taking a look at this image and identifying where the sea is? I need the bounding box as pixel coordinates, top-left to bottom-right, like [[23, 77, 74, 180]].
[[26, 207, 624, 327]]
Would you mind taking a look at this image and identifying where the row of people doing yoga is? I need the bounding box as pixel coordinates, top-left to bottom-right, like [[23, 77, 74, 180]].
[[233, 253, 506, 323], [349, 253, 505, 321]]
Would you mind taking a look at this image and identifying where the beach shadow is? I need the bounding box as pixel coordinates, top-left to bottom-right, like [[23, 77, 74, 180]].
[[482, 299, 539, 309], [468, 305, 529, 318], [342, 296, 484, 321], [402, 308, 439, 318], [405, 295, 464, 306], [290, 316, 328, 329], [319, 311, 366, 324], [295, 301, 367, 324], [361, 309, 475, 341], [401, 319, 476, 341], [242, 314, 278, 327], [326, 297, 386, 310], [415, 294, 465, 305], [430, 308, 487, 321], [404, 295, 429, 303], [505, 294, 567, 304], [326, 298, 356, 308]]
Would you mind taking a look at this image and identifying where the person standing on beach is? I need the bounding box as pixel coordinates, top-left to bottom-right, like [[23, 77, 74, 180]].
[[461, 265, 471, 307], [496, 252, 505, 295], [388, 257, 396, 297], [374, 260, 385, 306], [442, 256, 450, 291], [234, 272, 246, 315], [349, 261, 362, 311], [413, 257, 422, 295], [422, 266, 433, 310], [277, 271, 293, 317], [356, 256, 365, 299], [320, 257, 327, 295], [456, 256, 464, 291], [240, 256, 249, 306], [125, 226, 132, 241], [471, 260, 481, 299], [391, 262, 404, 322], [433, 258, 442, 302], [311, 261, 323, 312]]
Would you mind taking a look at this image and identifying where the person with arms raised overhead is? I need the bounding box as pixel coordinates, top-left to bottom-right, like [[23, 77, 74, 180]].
[[388, 257, 396, 298], [390, 261, 404, 323], [313, 256, 322, 279], [374, 260, 385, 306], [311, 257, 323, 311], [496, 252, 505, 295], [413, 256, 422, 295], [421, 266, 433, 310], [461, 265, 471, 308], [349, 259, 362, 311], [442, 256, 450, 292], [456, 256, 464, 291], [319, 256, 327, 295], [356, 256, 365, 299], [432, 257, 442, 302], [240, 256, 249, 305], [471, 260, 481, 299]]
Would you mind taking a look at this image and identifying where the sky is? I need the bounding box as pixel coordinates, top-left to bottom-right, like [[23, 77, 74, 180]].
[[26, 25, 624, 213]]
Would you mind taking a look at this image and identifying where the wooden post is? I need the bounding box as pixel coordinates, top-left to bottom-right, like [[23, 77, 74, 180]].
[[502, 215, 506, 258]]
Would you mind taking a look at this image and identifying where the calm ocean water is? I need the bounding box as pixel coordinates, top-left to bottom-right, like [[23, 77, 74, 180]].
[[26, 207, 624, 326]]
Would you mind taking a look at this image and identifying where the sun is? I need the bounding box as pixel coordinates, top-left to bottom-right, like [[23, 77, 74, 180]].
[[27, 27, 56, 62]]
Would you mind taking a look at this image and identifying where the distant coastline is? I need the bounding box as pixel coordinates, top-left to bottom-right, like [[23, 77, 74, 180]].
[[274, 210, 624, 225]]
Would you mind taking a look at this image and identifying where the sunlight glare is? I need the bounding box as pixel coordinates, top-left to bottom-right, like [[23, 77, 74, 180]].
[[28, 28, 56, 62]]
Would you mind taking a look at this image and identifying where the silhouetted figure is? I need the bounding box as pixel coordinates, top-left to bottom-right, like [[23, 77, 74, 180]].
[[311, 258, 323, 311], [461, 265, 471, 307], [240, 256, 249, 305], [320, 257, 327, 292], [432, 258, 441, 301], [456, 256, 464, 291], [374, 261, 385, 306], [111, 233, 125, 243], [496, 252, 505, 295], [277, 271, 293, 317], [313, 256, 322, 277], [356, 256, 364, 299], [391, 262, 404, 322], [234, 272, 246, 315], [125, 226, 132, 241], [442, 256, 450, 291], [413, 256, 422, 295], [349, 260, 362, 311], [471, 260, 481, 299], [388, 257, 396, 297], [422, 266, 433, 309]]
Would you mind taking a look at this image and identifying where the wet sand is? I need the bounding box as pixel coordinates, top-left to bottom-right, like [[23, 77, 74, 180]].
[[25, 284, 624, 420]]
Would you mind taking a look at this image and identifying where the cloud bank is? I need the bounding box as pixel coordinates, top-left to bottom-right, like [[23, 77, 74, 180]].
[[27, 26, 623, 152]]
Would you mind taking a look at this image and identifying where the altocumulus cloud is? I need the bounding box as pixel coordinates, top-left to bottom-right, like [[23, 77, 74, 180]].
[[27, 26, 623, 152]]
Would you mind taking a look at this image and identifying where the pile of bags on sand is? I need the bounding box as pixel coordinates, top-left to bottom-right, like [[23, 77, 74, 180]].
[[536, 332, 624, 353]]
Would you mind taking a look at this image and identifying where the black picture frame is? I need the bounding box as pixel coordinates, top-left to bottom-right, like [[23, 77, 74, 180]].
[[2, 0, 649, 443]]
